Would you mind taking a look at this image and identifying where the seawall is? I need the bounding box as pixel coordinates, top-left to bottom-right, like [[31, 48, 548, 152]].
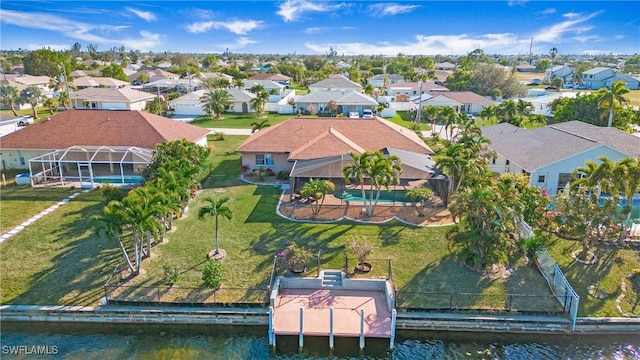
[[2, 305, 639, 334]]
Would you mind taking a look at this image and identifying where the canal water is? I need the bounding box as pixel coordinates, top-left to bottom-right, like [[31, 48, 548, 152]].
[[1, 322, 639, 359]]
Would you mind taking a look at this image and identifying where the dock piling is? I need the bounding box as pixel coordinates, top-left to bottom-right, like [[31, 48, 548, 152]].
[[329, 307, 334, 350], [299, 307, 304, 350], [359, 309, 365, 350]]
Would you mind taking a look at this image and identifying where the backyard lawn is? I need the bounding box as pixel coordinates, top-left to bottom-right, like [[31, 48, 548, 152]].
[[187, 113, 294, 128], [0, 136, 635, 317]]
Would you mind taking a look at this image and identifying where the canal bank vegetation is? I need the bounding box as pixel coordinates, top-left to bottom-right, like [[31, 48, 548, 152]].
[[0, 136, 637, 317]]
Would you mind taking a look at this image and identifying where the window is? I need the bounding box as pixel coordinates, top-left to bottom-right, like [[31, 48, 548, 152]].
[[538, 175, 546, 183], [491, 157, 496, 165], [505, 159, 510, 165], [256, 153, 274, 166]]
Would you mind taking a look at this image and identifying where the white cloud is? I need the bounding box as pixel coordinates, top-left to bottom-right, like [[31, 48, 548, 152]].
[[0, 9, 163, 51], [533, 11, 602, 43], [305, 32, 529, 56], [508, 0, 528, 7], [305, 26, 356, 35], [276, 0, 343, 22], [538, 8, 556, 15], [125, 7, 157, 22], [187, 20, 262, 34], [367, 3, 420, 17], [216, 37, 258, 51]]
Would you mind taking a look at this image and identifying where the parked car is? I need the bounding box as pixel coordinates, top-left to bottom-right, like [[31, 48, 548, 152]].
[[362, 109, 374, 118], [17, 116, 34, 126], [466, 114, 475, 121], [544, 85, 557, 90], [575, 84, 587, 90], [527, 79, 541, 86], [348, 112, 360, 118]]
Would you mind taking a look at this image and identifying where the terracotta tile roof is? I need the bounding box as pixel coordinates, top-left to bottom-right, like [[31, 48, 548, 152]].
[[236, 117, 433, 160], [288, 128, 366, 160], [73, 76, 130, 88], [0, 110, 210, 150]]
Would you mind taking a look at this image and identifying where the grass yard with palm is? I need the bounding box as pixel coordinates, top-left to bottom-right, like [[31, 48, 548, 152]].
[[0, 135, 634, 316]]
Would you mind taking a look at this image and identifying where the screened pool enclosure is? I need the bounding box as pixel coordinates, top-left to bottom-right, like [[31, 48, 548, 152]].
[[28, 146, 153, 188]]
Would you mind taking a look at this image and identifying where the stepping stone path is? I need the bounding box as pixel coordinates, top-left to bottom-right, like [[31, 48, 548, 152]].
[[0, 190, 89, 244]]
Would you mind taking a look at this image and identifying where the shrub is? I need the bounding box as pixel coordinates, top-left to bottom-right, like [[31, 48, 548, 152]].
[[276, 170, 289, 181], [241, 164, 250, 174], [278, 243, 313, 269], [349, 237, 374, 265], [202, 260, 224, 288], [522, 235, 545, 263], [162, 265, 180, 286], [210, 131, 225, 141], [266, 168, 275, 176]]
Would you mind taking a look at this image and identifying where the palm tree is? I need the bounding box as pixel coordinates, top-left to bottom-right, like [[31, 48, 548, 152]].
[[200, 89, 230, 120], [121, 188, 164, 263], [249, 91, 269, 118], [250, 119, 271, 133], [343, 151, 402, 216], [198, 196, 233, 259], [528, 114, 547, 127], [480, 104, 497, 125], [610, 157, 640, 243], [43, 97, 58, 114], [301, 178, 336, 215], [497, 100, 518, 126], [0, 85, 20, 116], [549, 47, 558, 63], [233, 77, 244, 89], [598, 80, 629, 127], [92, 201, 136, 274], [423, 105, 439, 135], [325, 100, 337, 116], [551, 77, 564, 91], [19, 85, 43, 119], [516, 99, 533, 124], [363, 84, 375, 96], [437, 106, 457, 140]]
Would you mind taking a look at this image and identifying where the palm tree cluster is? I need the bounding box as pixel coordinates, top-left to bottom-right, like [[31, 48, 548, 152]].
[[248, 84, 270, 119], [301, 178, 336, 216], [343, 151, 403, 217], [436, 124, 550, 270], [420, 105, 471, 141], [479, 100, 543, 128], [561, 156, 640, 247], [92, 139, 210, 276]]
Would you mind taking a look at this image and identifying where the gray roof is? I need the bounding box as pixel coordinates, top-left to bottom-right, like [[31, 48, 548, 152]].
[[582, 67, 613, 75], [70, 87, 156, 102], [309, 75, 362, 90], [483, 122, 640, 171], [295, 90, 377, 105]]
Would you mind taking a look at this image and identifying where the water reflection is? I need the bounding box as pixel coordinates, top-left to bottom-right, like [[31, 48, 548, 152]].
[[1, 322, 638, 359]]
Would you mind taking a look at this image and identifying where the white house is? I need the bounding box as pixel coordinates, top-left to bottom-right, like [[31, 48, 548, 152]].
[[70, 87, 157, 111], [242, 79, 286, 102], [483, 121, 640, 195], [169, 89, 257, 116], [294, 90, 378, 116], [0, 114, 31, 137], [581, 67, 640, 90], [73, 76, 130, 89], [545, 65, 574, 82], [424, 91, 495, 115], [309, 74, 362, 93], [367, 74, 404, 89], [387, 81, 448, 98]]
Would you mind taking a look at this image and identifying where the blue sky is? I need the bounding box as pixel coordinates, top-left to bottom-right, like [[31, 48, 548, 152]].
[[1, 1, 638, 56]]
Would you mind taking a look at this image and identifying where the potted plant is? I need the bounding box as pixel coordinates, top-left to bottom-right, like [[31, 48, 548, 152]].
[[279, 243, 313, 273], [350, 237, 374, 273]]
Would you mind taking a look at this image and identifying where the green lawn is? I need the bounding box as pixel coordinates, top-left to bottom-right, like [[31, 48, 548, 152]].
[[0, 183, 75, 233], [187, 113, 294, 128], [544, 236, 640, 317], [1, 135, 634, 316]]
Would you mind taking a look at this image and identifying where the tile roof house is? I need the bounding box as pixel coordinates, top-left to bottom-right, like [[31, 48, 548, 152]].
[[387, 81, 448, 97], [0, 109, 210, 170], [128, 69, 180, 83], [293, 90, 378, 116], [367, 74, 404, 88], [424, 91, 495, 115], [237, 117, 447, 200], [70, 87, 157, 111], [247, 73, 291, 86], [482, 121, 640, 195], [435, 62, 456, 70], [309, 74, 362, 93], [73, 76, 130, 89], [242, 79, 287, 101], [169, 89, 257, 116]]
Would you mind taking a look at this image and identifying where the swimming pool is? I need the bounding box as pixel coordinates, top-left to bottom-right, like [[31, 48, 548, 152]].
[[334, 189, 413, 203], [93, 175, 144, 184], [599, 195, 640, 219]]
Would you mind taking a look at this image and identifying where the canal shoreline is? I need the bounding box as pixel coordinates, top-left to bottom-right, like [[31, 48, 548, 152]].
[[1, 304, 639, 334]]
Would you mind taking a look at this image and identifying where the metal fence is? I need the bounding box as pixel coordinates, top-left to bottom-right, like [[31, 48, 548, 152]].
[[536, 248, 580, 330], [105, 285, 267, 307], [396, 291, 563, 314]]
